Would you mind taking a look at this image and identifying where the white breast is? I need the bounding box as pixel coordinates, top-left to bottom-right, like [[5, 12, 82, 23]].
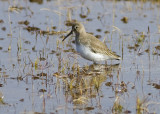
[[76, 43, 109, 62]]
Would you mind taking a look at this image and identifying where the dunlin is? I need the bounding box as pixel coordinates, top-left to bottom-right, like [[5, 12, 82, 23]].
[[62, 22, 121, 63]]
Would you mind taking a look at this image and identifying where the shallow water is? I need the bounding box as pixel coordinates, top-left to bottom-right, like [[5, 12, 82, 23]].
[[0, 0, 160, 114]]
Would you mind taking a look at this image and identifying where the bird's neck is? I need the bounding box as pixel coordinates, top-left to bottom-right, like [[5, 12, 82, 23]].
[[75, 31, 86, 45]]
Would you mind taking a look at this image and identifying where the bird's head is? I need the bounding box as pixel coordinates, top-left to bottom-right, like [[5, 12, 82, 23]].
[[62, 22, 86, 41]]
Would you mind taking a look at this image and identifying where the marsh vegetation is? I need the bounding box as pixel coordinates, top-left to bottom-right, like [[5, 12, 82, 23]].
[[0, 0, 160, 113]]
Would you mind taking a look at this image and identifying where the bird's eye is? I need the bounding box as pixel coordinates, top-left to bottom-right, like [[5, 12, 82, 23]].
[[75, 26, 78, 29]]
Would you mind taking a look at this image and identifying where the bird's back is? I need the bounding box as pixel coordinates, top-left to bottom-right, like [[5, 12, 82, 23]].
[[81, 33, 121, 60]]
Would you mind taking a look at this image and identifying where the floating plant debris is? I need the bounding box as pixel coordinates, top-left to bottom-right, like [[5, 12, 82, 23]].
[[32, 76, 40, 80], [121, 16, 128, 23], [0, 84, 3, 87], [95, 35, 101, 39], [29, 0, 43, 4], [39, 89, 47, 92], [9, 6, 25, 12], [1, 27, 6, 31], [104, 30, 110, 34], [19, 99, 24, 102], [24, 26, 40, 32], [127, 45, 135, 50], [152, 83, 160, 89], [24, 26, 66, 35], [0, 19, 4, 24], [86, 18, 92, 21], [24, 40, 31, 44], [96, 29, 102, 32], [155, 45, 160, 50], [18, 20, 30, 25], [51, 26, 57, 30], [105, 82, 112, 86], [85, 107, 94, 111], [80, 14, 87, 18], [37, 72, 47, 77]]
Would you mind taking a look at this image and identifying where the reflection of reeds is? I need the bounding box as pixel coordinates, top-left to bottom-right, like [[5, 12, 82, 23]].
[[0, 91, 6, 105], [7, 5, 24, 51], [136, 96, 149, 114], [54, 62, 120, 105], [112, 96, 123, 113], [8, 6, 13, 51], [136, 96, 160, 114], [17, 27, 22, 52]]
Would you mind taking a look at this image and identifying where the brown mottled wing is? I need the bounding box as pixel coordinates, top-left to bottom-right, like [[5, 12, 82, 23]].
[[87, 34, 120, 59]]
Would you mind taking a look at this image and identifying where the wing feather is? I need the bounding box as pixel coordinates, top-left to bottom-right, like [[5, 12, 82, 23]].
[[84, 34, 121, 59]]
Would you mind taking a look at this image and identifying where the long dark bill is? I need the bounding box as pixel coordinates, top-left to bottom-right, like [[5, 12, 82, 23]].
[[62, 30, 73, 41]]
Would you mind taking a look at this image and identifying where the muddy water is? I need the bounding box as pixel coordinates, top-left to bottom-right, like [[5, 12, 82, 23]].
[[0, 0, 160, 114]]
